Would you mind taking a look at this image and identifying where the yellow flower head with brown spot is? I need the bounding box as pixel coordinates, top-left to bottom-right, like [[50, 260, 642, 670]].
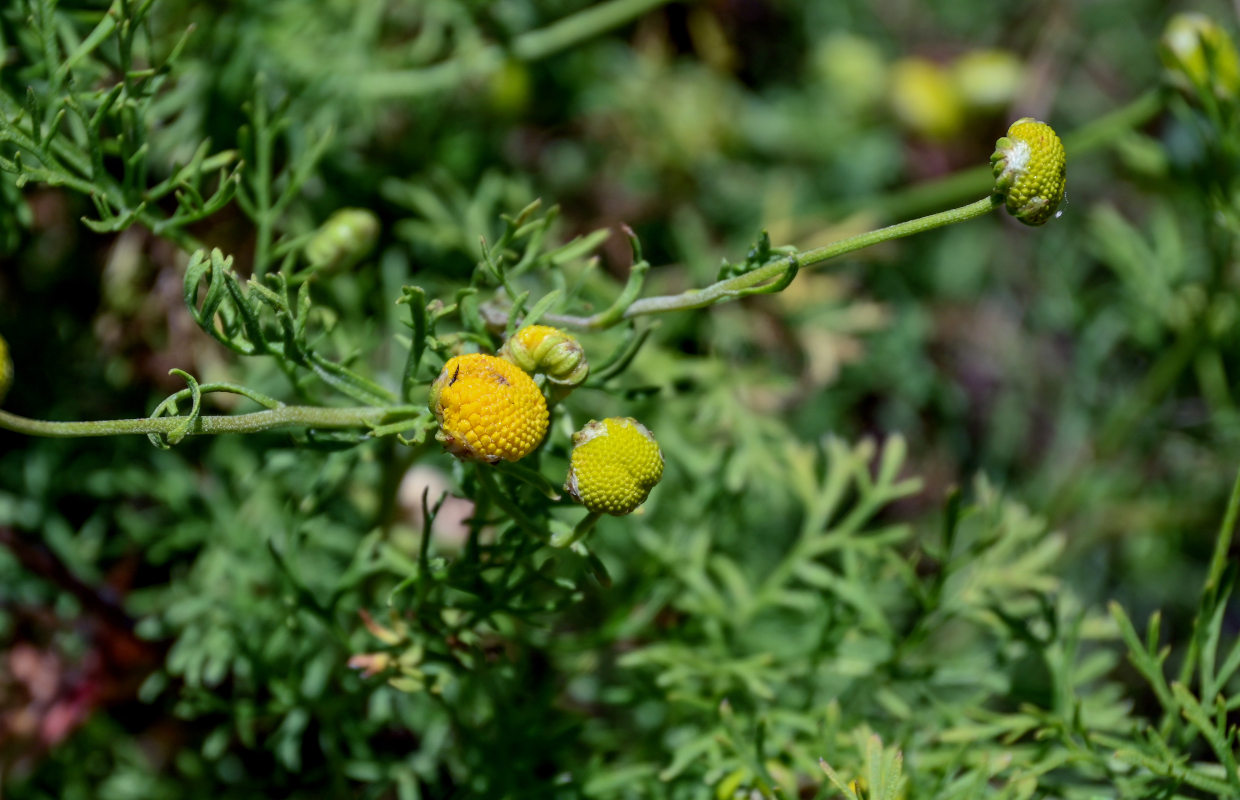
[[429, 353, 548, 463], [991, 117, 1066, 226], [565, 417, 664, 516]]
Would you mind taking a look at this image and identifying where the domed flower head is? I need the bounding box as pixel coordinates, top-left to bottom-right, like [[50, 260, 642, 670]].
[[565, 417, 664, 516], [429, 353, 548, 463], [991, 117, 1066, 226], [499, 324, 589, 391]]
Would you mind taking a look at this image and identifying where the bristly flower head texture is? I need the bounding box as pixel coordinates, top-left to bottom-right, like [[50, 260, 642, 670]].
[[429, 353, 548, 463], [991, 117, 1067, 226], [565, 417, 664, 515]]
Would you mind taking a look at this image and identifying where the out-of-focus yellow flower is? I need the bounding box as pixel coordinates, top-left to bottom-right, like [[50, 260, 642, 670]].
[[951, 49, 1025, 112], [812, 33, 888, 111], [888, 57, 965, 140]]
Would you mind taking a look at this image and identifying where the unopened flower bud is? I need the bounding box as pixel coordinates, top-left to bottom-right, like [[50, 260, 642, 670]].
[[500, 325, 589, 390], [306, 208, 380, 271], [1161, 13, 1240, 100], [991, 117, 1066, 226]]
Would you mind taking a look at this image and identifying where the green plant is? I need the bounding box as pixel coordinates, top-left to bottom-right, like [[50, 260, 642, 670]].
[[2, 1, 1240, 798]]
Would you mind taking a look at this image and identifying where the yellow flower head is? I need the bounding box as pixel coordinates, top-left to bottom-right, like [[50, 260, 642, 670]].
[[991, 117, 1066, 226], [429, 353, 548, 463], [0, 334, 10, 404], [499, 324, 589, 390], [565, 417, 664, 516]]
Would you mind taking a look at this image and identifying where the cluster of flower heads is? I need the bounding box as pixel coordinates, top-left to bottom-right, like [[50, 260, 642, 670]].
[[429, 326, 663, 517]]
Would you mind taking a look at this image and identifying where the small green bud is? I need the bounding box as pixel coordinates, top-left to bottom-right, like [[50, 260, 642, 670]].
[[305, 208, 380, 271], [1160, 13, 1240, 101], [486, 60, 532, 117], [991, 118, 1066, 226]]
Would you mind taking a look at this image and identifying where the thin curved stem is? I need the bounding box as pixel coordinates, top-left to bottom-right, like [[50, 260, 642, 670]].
[[485, 94, 1163, 333], [357, 0, 671, 99], [0, 405, 404, 438], [550, 511, 601, 548], [537, 195, 1000, 330]]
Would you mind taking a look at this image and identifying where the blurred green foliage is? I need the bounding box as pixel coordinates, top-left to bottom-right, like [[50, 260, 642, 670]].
[[2, 0, 1240, 798]]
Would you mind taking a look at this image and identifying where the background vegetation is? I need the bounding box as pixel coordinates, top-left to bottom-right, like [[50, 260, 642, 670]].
[[1, 0, 1239, 797]]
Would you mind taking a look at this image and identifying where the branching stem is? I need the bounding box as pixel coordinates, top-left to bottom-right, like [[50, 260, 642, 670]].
[[357, 0, 671, 98], [0, 405, 402, 438], [532, 196, 1000, 330]]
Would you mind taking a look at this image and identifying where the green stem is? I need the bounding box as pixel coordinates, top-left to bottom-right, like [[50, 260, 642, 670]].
[[538, 196, 1000, 330], [0, 91, 202, 252], [251, 79, 275, 278], [1174, 466, 1240, 690], [474, 465, 548, 541], [1046, 327, 1202, 524], [1065, 89, 1163, 156], [1203, 471, 1240, 602], [357, 0, 671, 98], [551, 511, 602, 548], [0, 405, 396, 438], [514, 0, 667, 60]]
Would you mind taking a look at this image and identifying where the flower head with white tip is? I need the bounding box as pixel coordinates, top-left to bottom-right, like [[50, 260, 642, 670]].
[[991, 117, 1066, 226]]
